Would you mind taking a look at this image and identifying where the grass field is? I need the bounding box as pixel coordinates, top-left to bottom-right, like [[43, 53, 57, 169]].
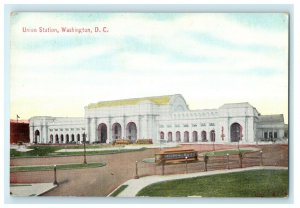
[[136, 169, 288, 197], [110, 185, 129, 197], [10, 146, 146, 158], [201, 149, 258, 156], [10, 162, 106, 172]]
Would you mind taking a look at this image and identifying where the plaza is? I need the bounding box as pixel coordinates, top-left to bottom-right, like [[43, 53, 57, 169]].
[[10, 143, 288, 197]]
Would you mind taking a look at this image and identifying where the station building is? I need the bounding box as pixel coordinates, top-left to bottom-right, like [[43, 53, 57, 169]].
[[29, 94, 286, 144]]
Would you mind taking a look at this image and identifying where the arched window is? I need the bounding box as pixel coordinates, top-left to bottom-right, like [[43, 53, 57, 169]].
[[60, 134, 64, 143], [160, 132, 165, 140], [71, 134, 75, 142], [210, 130, 215, 142], [168, 132, 172, 142], [50, 134, 53, 143], [192, 131, 198, 142], [55, 134, 59, 143], [184, 131, 189, 142], [176, 131, 181, 142], [77, 134, 80, 142], [66, 134, 69, 143], [201, 131, 207, 142]]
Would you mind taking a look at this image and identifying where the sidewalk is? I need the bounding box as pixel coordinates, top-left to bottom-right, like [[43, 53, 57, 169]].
[[10, 183, 57, 196], [110, 166, 288, 197]]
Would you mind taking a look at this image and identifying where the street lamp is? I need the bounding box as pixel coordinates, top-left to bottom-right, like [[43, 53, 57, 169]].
[[226, 153, 230, 169], [83, 132, 87, 164], [53, 165, 58, 185], [260, 150, 263, 166], [185, 156, 188, 174], [134, 161, 139, 179]]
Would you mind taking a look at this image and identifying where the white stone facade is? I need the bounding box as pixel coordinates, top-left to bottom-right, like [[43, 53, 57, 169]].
[[29, 94, 286, 144]]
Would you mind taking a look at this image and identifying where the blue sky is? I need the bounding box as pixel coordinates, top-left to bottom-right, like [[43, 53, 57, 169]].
[[10, 13, 288, 120]]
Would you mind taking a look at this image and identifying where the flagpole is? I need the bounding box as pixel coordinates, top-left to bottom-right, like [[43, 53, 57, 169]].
[[17, 115, 18, 123]]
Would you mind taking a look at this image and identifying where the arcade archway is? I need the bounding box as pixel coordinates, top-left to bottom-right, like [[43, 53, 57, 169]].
[[112, 123, 122, 140], [126, 122, 137, 141], [34, 130, 40, 143], [98, 123, 108, 143], [230, 123, 242, 142]]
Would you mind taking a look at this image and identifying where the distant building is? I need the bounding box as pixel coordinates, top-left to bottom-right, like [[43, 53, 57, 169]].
[[10, 120, 30, 144], [29, 94, 286, 144]]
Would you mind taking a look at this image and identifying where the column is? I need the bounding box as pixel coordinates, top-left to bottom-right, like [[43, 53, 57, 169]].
[[107, 117, 111, 143], [43, 125, 48, 144], [146, 115, 149, 138], [244, 116, 248, 143], [29, 125, 34, 143], [86, 117, 91, 142], [39, 123, 43, 144], [122, 116, 126, 139], [94, 117, 97, 141], [42, 120, 48, 144], [227, 114, 230, 142], [138, 115, 141, 140]]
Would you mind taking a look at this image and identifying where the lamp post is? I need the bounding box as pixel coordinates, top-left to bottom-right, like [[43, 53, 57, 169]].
[[212, 130, 215, 152], [260, 150, 263, 166], [134, 161, 139, 179], [162, 159, 165, 175], [185, 156, 188, 174], [226, 153, 230, 170], [83, 132, 87, 164], [53, 165, 58, 185]]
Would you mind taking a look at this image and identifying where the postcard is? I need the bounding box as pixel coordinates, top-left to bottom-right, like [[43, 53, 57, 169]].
[[10, 12, 289, 198]]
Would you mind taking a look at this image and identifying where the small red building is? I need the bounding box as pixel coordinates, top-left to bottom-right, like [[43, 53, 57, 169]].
[[10, 120, 30, 144]]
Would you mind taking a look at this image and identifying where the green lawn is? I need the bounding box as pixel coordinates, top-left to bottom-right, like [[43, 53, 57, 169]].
[[62, 144, 123, 149], [110, 185, 128, 197], [202, 149, 257, 156], [10, 146, 146, 158], [10, 184, 32, 187], [136, 169, 288, 197], [10, 162, 106, 172]]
